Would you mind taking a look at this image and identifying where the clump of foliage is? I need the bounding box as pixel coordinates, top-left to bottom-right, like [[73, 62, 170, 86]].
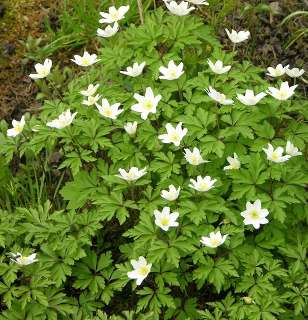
[[0, 3, 307, 320]]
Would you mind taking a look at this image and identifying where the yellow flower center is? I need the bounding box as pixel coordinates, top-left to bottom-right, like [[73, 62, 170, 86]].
[[200, 182, 209, 191], [111, 12, 119, 20], [170, 132, 180, 142], [278, 90, 288, 99], [144, 100, 153, 110], [82, 58, 90, 66], [210, 239, 220, 246], [169, 70, 177, 78], [272, 152, 279, 161], [250, 210, 260, 219], [138, 266, 149, 276], [190, 155, 198, 165], [160, 217, 170, 226], [104, 108, 112, 117]]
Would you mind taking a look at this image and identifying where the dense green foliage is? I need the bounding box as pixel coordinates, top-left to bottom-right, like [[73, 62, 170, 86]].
[[0, 4, 307, 320]]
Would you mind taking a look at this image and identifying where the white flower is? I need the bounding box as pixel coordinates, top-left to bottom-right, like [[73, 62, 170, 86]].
[[97, 22, 119, 38], [187, 0, 209, 5], [158, 122, 188, 147], [266, 64, 288, 77], [11, 252, 38, 266], [286, 141, 302, 157], [208, 59, 231, 74], [267, 81, 297, 101], [99, 5, 129, 24], [154, 207, 179, 231], [205, 86, 234, 105], [262, 143, 290, 163], [71, 51, 100, 67], [240, 199, 269, 229], [47, 109, 77, 129], [82, 94, 101, 106], [159, 60, 184, 80], [223, 153, 241, 170], [236, 89, 267, 106], [225, 29, 250, 43], [117, 167, 147, 182], [161, 185, 181, 201], [189, 176, 217, 192], [96, 98, 123, 120], [164, 1, 195, 16], [184, 147, 208, 165], [124, 121, 138, 136], [120, 62, 146, 77], [131, 87, 161, 120], [7, 116, 25, 137], [29, 59, 52, 79], [127, 256, 151, 285], [200, 231, 228, 248], [286, 67, 305, 78], [80, 84, 100, 97]]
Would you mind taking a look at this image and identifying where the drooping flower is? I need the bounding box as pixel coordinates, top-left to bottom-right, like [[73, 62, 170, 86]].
[[7, 116, 25, 137], [200, 231, 228, 248], [124, 121, 138, 136], [161, 185, 181, 201], [96, 98, 123, 120], [154, 207, 179, 231], [164, 1, 195, 16], [82, 94, 101, 106], [159, 60, 184, 80], [208, 59, 231, 74], [131, 87, 161, 120], [99, 5, 129, 24], [158, 122, 188, 147], [187, 0, 209, 5], [285, 67, 305, 78], [29, 59, 52, 79], [127, 256, 151, 285], [80, 84, 100, 97], [262, 143, 290, 163], [225, 29, 250, 43], [205, 86, 234, 105], [189, 176, 217, 192], [236, 89, 266, 106], [286, 141, 302, 157], [120, 62, 146, 77], [47, 109, 78, 129], [240, 199, 269, 229], [267, 81, 297, 101], [184, 147, 208, 165], [97, 22, 119, 38], [11, 252, 38, 266], [223, 153, 241, 170], [117, 167, 147, 182], [71, 51, 100, 67], [266, 64, 288, 77]]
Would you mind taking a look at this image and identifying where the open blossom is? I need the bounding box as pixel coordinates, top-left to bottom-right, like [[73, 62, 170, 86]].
[[223, 153, 241, 170], [240, 199, 269, 229], [206, 86, 234, 105], [82, 94, 101, 106], [29, 59, 52, 79], [161, 185, 181, 201], [184, 147, 208, 165], [164, 1, 195, 16], [208, 59, 231, 74], [187, 0, 209, 5], [80, 84, 99, 97], [154, 207, 179, 231], [124, 121, 138, 136], [99, 5, 129, 24], [127, 256, 151, 285], [71, 51, 100, 67], [266, 64, 288, 77], [47, 109, 77, 129], [158, 122, 188, 147], [117, 167, 147, 182], [120, 62, 146, 77], [189, 176, 217, 192], [131, 87, 161, 120], [286, 67, 305, 78], [263, 143, 290, 163], [286, 141, 302, 157], [237, 89, 266, 106], [96, 98, 123, 120], [7, 116, 25, 137], [267, 81, 297, 101], [97, 22, 119, 38], [225, 29, 250, 43], [11, 252, 38, 266], [200, 231, 228, 248], [159, 60, 184, 80]]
